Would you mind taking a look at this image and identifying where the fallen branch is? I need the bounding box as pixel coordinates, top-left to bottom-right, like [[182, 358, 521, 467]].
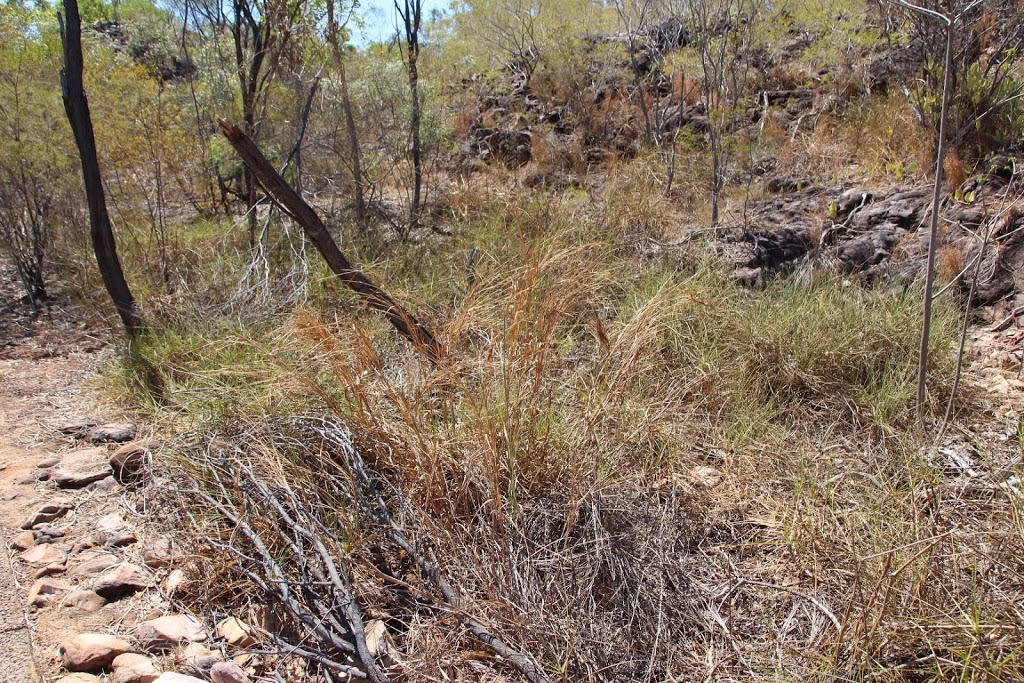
[[219, 119, 442, 363], [177, 416, 550, 683]]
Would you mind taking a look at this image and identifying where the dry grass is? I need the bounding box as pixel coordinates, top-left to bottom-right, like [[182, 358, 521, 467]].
[[47, 0, 1020, 674], [117, 139, 1023, 683]]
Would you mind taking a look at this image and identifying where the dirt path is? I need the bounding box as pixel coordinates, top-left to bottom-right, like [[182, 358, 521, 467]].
[[0, 348, 113, 682]]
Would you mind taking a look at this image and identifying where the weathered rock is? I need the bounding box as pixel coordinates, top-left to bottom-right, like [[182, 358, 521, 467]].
[[69, 551, 120, 576], [59, 421, 93, 436], [10, 530, 35, 550], [51, 448, 112, 488], [21, 499, 73, 529], [107, 530, 138, 547], [143, 537, 175, 568], [33, 523, 65, 542], [36, 455, 61, 468], [86, 476, 121, 493], [135, 614, 207, 651], [162, 568, 186, 596], [216, 617, 256, 648], [20, 543, 65, 566], [94, 513, 137, 547], [14, 473, 37, 484], [109, 440, 151, 482], [27, 577, 71, 607], [209, 661, 250, 683], [88, 423, 138, 444], [152, 674, 206, 683], [112, 653, 161, 683], [33, 563, 66, 578], [93, 563, 153, 600], [96, 513, 126, 533], [55, 675, 101, 683], [64, 589, 107, 612], [178, 643, 222, 674], [59, 633, 134, 671]]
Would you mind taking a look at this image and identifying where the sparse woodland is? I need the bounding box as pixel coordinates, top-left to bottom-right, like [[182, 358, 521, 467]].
[[3, 0, 1024, 679]]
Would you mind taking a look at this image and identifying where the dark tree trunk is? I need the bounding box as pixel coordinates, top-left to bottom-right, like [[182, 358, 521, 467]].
[[396, 0, 423, 232], [408, 53, 422, 229], [231, 0, 271, 250], [326, 0, 367, 228], [220, 119, 442, 362], [59, 0, 145, 337]]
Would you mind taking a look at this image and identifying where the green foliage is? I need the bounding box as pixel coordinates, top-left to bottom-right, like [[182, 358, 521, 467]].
[[439, 0, 616, 78]]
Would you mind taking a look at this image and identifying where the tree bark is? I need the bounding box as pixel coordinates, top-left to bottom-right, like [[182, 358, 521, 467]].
[[59, 0, 145, 337], [219, 119, 441, 362]]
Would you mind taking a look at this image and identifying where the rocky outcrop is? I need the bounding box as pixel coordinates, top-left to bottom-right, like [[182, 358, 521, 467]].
[[728, 155, 1024, 308]]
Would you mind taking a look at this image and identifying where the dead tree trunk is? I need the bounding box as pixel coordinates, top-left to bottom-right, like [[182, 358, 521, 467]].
[[59, 0, 145, 337], [219, 119, 441, 362]]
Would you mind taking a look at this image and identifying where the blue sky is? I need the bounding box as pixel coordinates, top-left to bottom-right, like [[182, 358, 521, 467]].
[[351, 0, 450, 46]]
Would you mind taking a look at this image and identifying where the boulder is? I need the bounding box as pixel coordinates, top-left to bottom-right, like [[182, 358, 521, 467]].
[[135, 614, 207, 652], [36, 455, 61, 468], [216, 617, 256, 648], [21, 499, 74, 529], [112, 653, 161, 683], [27, 577, 71, 607], [51, 448, 112, 488], [59, 633, 134, 671], [93, 563, 153, 600]]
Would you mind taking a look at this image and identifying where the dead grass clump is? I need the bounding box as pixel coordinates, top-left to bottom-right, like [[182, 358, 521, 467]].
[[936, 243, 966, 286], [943, 147, 968, 190]]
